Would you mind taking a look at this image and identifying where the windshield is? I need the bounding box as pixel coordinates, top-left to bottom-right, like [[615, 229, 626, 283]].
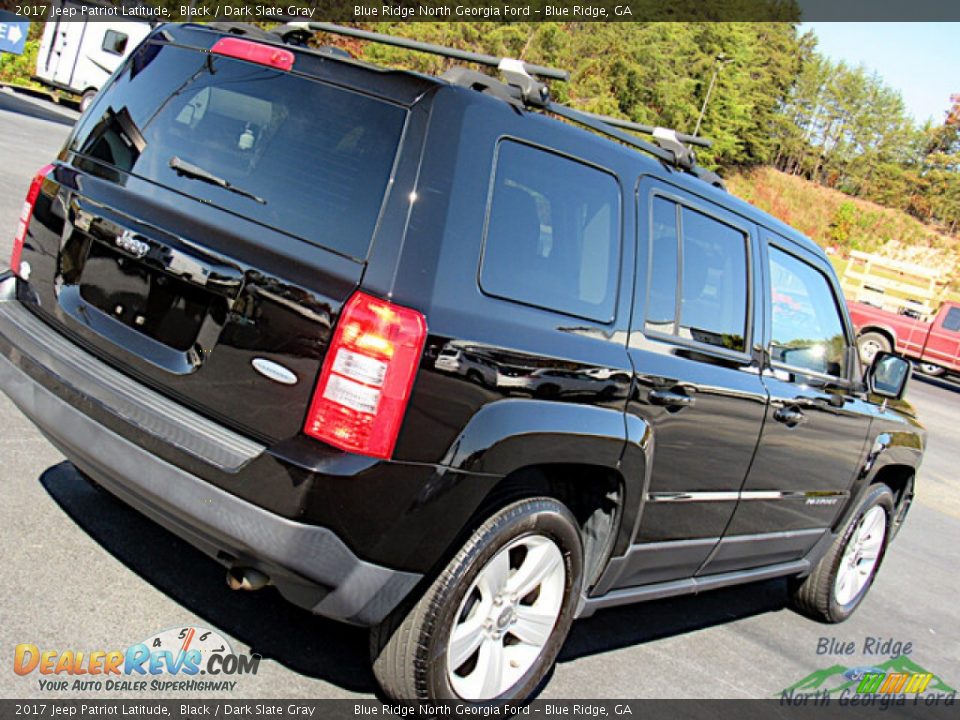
[[69, 41, 407, 260]]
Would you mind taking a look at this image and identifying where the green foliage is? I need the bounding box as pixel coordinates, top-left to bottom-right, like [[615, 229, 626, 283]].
[[728, 167, 958, 278], [0, 40, 41, 89], [828, 202, 857, 248], [771, 49, 960, 234], [353, 22, 958, 238], [0, 20, 44, 87], [1, 18, 956, 243], [357, 22, 802, 168]]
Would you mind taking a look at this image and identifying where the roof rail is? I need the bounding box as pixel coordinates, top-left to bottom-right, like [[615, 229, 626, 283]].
[[575, 110, 713, 149], [547, 103, 682, 166], [547, 103, 725, 189], [285, 22, 570, 81]]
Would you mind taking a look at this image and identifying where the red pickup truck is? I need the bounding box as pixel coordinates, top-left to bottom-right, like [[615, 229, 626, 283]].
[[849, 300, 960, 378]]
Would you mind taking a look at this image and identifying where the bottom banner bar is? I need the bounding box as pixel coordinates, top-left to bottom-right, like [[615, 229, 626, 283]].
[[0, 698, 957, 720]]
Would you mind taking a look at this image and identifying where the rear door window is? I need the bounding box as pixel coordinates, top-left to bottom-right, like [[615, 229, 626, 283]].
[[480, 140, 621, 322], [646, 196, 679, 333], [70, 42, 406, 260], [644, 196, 749, 353]]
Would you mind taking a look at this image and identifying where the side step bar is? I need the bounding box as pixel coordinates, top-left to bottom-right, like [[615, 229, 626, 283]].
[[577, 559, 809, 618]]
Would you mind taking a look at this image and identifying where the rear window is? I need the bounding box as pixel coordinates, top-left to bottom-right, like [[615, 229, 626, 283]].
[[102, 30, 128, 56], [944, 307, 960, 332], [69, 41, 406, 260]]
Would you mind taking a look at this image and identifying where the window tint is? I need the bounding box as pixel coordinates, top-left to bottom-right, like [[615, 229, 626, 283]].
[[679, 207, 748, 351], [645, 197, 679, 334], [71, 43, 405, 260], [943, 307, 960, 332], [769, 247, 849, 378], [69, 43, 206, 151], [102, 30, 128, 56], [642, 197, 748, 353], [480, 141, 621, 322]]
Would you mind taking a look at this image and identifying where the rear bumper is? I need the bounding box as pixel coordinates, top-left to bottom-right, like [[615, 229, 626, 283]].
[[0, 274, 421, 626]]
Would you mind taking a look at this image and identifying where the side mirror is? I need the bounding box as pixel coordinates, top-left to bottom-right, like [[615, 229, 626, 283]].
[[866, 352, 911, 400]]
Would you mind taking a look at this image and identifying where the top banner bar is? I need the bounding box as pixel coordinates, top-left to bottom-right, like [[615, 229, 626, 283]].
[[2, 0, 959, 23]]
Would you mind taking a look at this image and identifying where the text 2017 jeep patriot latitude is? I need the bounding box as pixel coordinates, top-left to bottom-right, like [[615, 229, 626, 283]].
[[0, 23, 924, 703]]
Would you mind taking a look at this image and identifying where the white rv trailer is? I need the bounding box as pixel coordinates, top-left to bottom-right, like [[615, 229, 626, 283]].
[[34, 0, 152, 110]]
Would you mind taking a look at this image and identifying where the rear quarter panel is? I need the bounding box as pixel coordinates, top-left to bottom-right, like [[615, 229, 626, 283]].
[[383, 87, 641, 470]]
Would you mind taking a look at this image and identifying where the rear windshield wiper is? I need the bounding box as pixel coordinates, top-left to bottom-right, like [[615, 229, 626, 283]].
[[169, 156, 266, 205]]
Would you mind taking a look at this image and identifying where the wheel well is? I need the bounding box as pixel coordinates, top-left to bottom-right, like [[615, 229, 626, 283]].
[[858, 326, 895, 348], [474, 464, 624, 590], [871, 464, 915, 521]]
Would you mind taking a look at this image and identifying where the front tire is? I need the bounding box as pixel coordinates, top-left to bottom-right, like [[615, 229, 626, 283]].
[[857, 331, 892, 365], [370, 498, 583, 703], [917, 362, 946, 378], [791, 484, 894, 623]]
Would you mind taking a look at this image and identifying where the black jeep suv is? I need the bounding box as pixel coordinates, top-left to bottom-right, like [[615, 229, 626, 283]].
[[1, 23, 924, 703]]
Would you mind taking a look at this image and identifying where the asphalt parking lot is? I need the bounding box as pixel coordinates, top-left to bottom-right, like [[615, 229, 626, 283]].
[[1, 89, 958, 700]]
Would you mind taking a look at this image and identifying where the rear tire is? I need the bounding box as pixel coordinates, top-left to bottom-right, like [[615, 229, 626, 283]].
[[370, 497, 583, 703], [857, 331, 892, 366], [917, 362, 946, 378], [791, 484, 894, 623], [79, 89, 97, 113], [534, 384, 560, 399]]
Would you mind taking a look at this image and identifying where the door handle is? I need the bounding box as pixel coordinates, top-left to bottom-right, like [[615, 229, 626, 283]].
[[774, 405, 807, 427], [649, 389, 695, 408]]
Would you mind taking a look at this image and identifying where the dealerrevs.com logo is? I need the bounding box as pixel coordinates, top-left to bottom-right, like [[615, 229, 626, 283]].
[[14, 626, 259, 693]]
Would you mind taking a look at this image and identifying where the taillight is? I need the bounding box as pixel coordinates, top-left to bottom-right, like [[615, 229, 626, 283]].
[[211, 37, 295, 71], [304, 291, 427, 459], [11, 164, 54, 278]]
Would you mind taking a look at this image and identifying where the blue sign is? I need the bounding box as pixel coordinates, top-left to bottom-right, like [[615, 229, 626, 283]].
[[0, 12, 29, 56]]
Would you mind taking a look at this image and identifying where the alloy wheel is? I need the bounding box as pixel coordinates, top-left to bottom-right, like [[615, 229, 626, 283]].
[[446, 534, 566, 700], [859, 339, 883, 364], [834, 505, 886, 606], [918, 363, 944, 377]]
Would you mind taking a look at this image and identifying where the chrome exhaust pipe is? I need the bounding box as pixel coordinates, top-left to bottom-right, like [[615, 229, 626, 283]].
[[226, 567, 270, 591]]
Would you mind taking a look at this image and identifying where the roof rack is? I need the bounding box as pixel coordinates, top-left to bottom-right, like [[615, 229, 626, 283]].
[[548, 104, 725, 188], [287, 22, 569, 81], [284, 21, 568, 106], [269, 22, 722, 188], [577, 111, 713, 149]]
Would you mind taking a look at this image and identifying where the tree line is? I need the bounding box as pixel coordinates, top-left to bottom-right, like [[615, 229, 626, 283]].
[[774, 53, 959, 235], [358, 22, 959, 236], [4, 20, 955, 236]]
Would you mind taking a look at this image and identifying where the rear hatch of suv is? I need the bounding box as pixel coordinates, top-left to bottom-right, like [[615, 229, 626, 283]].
[[19, 26, 424, 444]]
